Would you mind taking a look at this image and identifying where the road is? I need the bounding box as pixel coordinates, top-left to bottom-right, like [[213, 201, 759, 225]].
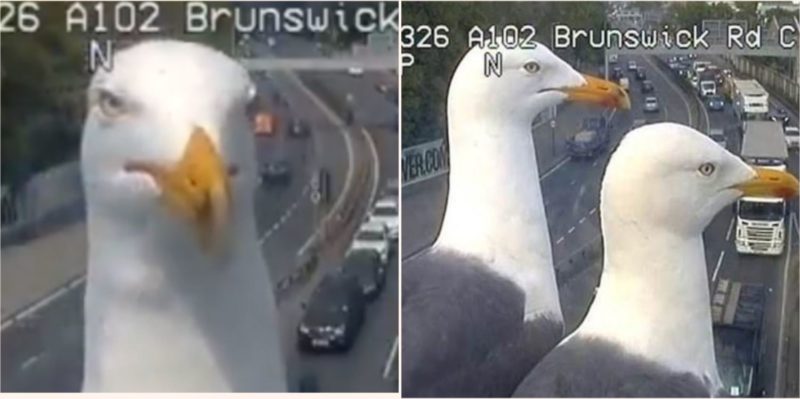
[[401, 53, 798, 396], [1, 34, 399, 392]]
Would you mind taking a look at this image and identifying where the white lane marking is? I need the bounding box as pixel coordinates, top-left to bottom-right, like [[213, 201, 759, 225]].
[[540, 157, 570, 181], [2, 275, 87, 332], [20, 355, 40, 371], [711, 250, 725, 283], [382, 336, 399, 380], [589, 207, 597, 215], [726, 216, 735, 242], [283, 71, 356, 256], [579, 217, 586, 225], [555, 236, 565, 245], [643, 56, 693, 127], [774, 212, 796, 393], [570, 180, 576, 186], [567, 226, 576, 235], [592, 160, 598, 167]]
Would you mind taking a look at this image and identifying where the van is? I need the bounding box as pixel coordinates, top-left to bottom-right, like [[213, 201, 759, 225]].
[[619, 77, 630, 92]]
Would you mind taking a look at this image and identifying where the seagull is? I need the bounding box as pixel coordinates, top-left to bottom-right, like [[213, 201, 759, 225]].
[[513, 122, 799, 397], [401, 42, 630, 397], [80, 40, 287, 392]]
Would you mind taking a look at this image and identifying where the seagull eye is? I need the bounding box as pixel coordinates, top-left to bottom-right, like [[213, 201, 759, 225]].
[[523, 61, 541, 74], [97, 89, 126, 118], [698, 162, 716, 176]]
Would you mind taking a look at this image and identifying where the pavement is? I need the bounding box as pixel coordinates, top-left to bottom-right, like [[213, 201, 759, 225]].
[[401, 53, 799, 396], [1, 34, 398, 392]]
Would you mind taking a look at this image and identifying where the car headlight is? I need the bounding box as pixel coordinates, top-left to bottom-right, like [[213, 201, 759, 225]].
[[299, 324, 310, 334], [333, 325, 345, 336]]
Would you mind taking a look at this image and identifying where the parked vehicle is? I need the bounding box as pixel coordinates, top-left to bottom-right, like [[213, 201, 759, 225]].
[[627, 60, 637, 71], [611, 67, 624, 81], [609, 54, 618, 64], [619, 77, 630, 92]]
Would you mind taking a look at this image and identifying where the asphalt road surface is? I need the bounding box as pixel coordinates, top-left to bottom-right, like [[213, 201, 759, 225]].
[[1, 35, 398, 392], [401, 53, 798, 396]]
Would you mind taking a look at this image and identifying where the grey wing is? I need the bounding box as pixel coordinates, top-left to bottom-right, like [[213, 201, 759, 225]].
[[513, 337, 713, 397]]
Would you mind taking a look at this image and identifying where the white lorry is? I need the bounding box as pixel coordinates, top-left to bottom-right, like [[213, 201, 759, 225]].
[[735, 121, 789, 256], [732, 79, 769, 121]]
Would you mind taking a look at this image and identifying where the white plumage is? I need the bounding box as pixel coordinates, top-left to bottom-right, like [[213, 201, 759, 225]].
[[80, 40, 286, 392]]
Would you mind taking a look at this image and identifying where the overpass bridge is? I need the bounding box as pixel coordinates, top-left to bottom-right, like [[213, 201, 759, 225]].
[[238, 55, 397, 71]]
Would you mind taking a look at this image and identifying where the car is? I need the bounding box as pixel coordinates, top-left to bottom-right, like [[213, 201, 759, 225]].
[[369, 196, 398, 241], [643, 96, 659, 113], [260, 161, 291, 186], [769, 108, 791, 127], [708, 128, 727, 149], [706, 95, 725, 111], [288, 117, 311, 138], [640, 80, 654, 93], [341, 249, 386, 300], [689, 75, 699, 89], [627, 60, 637, 71], [635, 67, 647, 80], [349, 220, 391, 264], [688, 53, 697, 60], [253, 112, 277, 136], [347, 66, 364, 76], [668, 61, 682, 70], [619, 77, 630, 92], [384, 178, 399, 198], [611, 67, 624, 81], [608, 54, 618, 64], [297, 272, 366, 351], [785, 126, 800, 150]]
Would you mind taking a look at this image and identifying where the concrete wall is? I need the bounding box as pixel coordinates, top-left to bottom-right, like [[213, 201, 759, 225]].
[[725, 55, 800, 110], [1, 161, 85, 246]]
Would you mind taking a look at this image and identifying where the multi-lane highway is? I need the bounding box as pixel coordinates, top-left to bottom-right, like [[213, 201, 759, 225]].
[[1, 35, 398, 392], [401, 53, 798, 396]]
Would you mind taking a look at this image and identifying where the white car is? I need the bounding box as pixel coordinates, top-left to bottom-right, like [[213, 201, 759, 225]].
[[347, 66, 364, 77], [349, 221, 391, 264], [369, 196, 398, 241], [785, 126, 799, 150], [627, 60, 637, 71]]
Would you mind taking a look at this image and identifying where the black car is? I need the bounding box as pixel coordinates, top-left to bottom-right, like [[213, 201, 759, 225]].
[[640, 80, 654, 93], [611, 67, 624, 81], [297, 273, 366, 351], [769, 109, 790, 127], [635, 67, 647, 80], [288, 118, 311, 138], [260, 161, 291, 187], [342, 249, 386, 300]]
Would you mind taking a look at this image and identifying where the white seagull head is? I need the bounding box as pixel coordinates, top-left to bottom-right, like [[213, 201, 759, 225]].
[[602, 122, 798, 236], [80, 40, 260, 253]]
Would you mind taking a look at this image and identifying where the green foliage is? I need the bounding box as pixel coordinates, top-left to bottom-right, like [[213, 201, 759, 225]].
[[401, 1, 606, 148]]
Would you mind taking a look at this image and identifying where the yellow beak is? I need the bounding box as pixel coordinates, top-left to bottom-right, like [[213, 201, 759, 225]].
[[125, 127, 231, 252], [735, 167, 799, 199], [561, 74, 631, 110]]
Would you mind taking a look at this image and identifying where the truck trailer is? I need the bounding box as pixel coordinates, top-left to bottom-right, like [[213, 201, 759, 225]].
[[735, 121, 789, 255]]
